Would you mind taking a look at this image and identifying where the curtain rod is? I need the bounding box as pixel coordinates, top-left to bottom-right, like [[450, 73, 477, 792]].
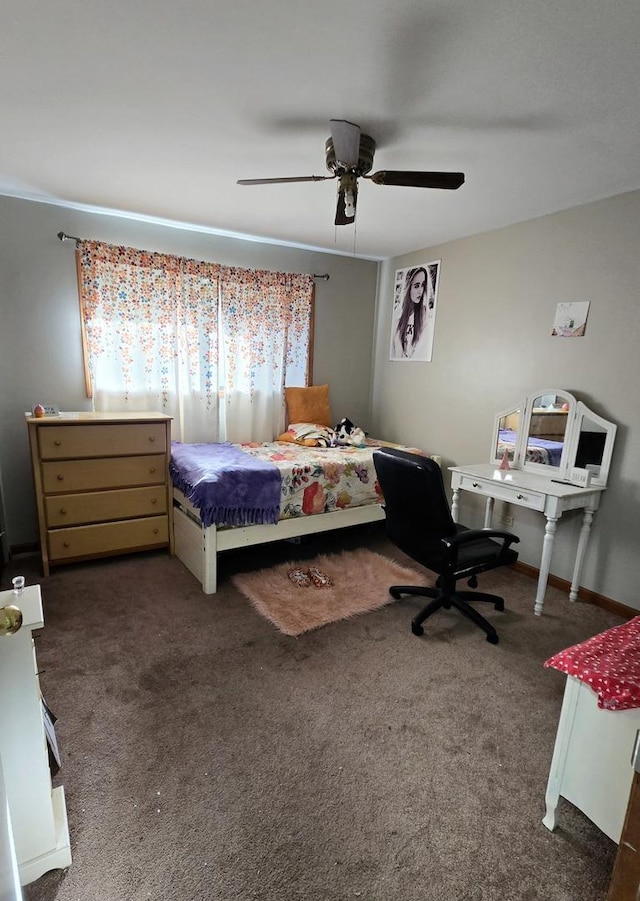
[[57, 231, 330, 280], [57, 231, 80, 244]]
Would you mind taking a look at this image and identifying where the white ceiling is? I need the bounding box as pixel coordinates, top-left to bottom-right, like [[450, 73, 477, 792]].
[[2, 1, 640, 260]]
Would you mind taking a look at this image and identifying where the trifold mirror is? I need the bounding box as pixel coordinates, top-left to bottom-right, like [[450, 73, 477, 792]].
[[492, 389, 617, 487]]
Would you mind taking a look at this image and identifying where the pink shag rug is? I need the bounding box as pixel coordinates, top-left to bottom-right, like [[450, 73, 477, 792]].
[[231, 548, 428, 636]]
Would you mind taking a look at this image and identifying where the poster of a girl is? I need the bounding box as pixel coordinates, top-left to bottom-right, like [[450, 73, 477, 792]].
[[390, 264, 438, 360]]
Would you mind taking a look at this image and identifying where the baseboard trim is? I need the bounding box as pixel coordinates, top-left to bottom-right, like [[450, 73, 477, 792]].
[[8, 542, 39, 558], [512, 562, 635, 619]]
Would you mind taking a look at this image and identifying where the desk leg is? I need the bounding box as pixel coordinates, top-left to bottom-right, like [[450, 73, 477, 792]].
[[483, 497, 494, 529], [569, 507, 595, 602], [451, 489, 460, 523], [535, 516, 559, 616]]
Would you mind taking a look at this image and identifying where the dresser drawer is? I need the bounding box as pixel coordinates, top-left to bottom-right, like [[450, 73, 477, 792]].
[[41, 455, 166, 494], [44, 486, 167, 527], [457, 474, 546, 511], [48, 515, 169, 561], [38, 423, 166, 460]]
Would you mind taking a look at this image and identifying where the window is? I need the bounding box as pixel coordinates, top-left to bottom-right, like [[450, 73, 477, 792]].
[[77, 240, 313, 442]]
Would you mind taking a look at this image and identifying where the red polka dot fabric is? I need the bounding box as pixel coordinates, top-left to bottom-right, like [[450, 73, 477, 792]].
[[544, 616, 640, 711]]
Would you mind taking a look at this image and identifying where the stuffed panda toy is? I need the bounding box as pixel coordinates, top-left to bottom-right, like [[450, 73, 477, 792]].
[[333, 417, 367, 447]]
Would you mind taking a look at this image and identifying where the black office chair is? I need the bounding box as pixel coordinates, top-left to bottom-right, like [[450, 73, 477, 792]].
[[373, 447, 520, 644]]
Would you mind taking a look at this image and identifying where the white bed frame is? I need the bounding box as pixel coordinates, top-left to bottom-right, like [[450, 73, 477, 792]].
[[173, 489, 384, 593], [172, 452, 442, 594]]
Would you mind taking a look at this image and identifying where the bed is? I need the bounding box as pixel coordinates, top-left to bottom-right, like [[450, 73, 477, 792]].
[[171, 438, 440, 593], [497, 428, 564, 466]]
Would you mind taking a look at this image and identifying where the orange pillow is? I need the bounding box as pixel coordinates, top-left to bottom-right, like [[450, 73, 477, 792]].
[[285, 385, 332, 428]]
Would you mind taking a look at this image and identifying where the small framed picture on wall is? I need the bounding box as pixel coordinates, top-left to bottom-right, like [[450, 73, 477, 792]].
[[389, 260, 441, 361]]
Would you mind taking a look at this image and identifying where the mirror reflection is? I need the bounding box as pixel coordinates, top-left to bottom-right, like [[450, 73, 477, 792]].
[[525, 394, 569, 466], [575, 416, 607, 477], [496, 409, 520, 463], [491, 390, 616, 487]]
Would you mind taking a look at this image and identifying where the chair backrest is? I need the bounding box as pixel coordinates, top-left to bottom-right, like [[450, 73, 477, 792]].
[[373, 448, 456, 566]]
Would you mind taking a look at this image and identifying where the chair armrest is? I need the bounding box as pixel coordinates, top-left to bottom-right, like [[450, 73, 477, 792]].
[[443, 528, 520, 549], [442, 528, 520, 569]]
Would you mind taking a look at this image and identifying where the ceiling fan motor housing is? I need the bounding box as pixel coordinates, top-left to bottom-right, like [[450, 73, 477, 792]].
[[325, 133, 376, 176]]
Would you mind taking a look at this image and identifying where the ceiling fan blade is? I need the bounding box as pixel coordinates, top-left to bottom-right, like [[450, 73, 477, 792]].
[[237, 175, 335, 185], [368, 170, 465, 189], [329, 119, 361, 168]]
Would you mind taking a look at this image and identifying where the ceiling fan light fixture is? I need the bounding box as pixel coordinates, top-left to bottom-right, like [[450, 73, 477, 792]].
[[325, 133, 376, 177]]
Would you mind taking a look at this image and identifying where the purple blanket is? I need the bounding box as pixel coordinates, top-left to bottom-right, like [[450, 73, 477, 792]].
[[170, 441, 281, 528]]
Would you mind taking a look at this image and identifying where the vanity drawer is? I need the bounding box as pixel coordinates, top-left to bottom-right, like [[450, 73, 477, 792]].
[[48, 515, 169, 561], [41, 455, 166, 494], [45, 486, 167, 527], [38, 423, 166, 460], [458, 475, 546, 512]]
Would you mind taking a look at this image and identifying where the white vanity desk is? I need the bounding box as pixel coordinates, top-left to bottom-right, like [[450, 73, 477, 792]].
[[449, 464, 605, 615], [449, 389, 617, 616]]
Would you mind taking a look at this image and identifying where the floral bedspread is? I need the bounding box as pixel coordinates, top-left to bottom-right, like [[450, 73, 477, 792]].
[[239, 438, 420, 520]]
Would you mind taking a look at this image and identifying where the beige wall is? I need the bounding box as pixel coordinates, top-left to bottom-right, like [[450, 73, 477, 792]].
[[0, 196, 379, 547], [371, 190, 640, 610]]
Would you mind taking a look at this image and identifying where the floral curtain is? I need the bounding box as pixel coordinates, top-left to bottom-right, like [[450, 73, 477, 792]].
[[77, 240, 313, 443], [220, 267, 313, 442]]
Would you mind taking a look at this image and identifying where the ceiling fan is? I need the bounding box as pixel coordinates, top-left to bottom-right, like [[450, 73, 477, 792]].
[[237, 119, 465, 226]]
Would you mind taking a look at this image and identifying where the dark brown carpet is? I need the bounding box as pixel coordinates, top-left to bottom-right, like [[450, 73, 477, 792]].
[[6, 522, 623, 901]]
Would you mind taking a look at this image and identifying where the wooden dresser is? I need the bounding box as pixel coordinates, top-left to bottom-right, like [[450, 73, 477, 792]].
[[26, 412, 173, 576]]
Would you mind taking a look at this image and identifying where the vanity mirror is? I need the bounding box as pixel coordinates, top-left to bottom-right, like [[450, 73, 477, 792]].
[[492, 390, 616, 487]]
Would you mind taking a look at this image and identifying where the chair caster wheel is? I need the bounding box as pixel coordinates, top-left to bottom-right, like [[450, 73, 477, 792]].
[[411, 623, 424, 637], [468, 576, 478, 588], [495, 599, 505, 612], [486, 633, 499, 645]]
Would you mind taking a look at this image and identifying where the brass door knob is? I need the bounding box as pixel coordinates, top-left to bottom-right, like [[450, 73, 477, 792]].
[[0, 606, 23, 636]]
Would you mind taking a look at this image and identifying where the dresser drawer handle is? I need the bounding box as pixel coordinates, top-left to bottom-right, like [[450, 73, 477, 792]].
[[63, 541, 70, 548], [148, 436, 156, 442], [149, 467, 156, 474], [57, 474, 64, 481], [153, 528, 159, 535], [516, 493, 525, 500], [472, 482, 480, 488], [54, 439, 62, 446], [60, 508, 67, 515], [151, 498, 157, 505]]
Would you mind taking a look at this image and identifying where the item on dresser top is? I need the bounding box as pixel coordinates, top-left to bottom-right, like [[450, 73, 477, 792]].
[[545, 616, 640, 711]]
